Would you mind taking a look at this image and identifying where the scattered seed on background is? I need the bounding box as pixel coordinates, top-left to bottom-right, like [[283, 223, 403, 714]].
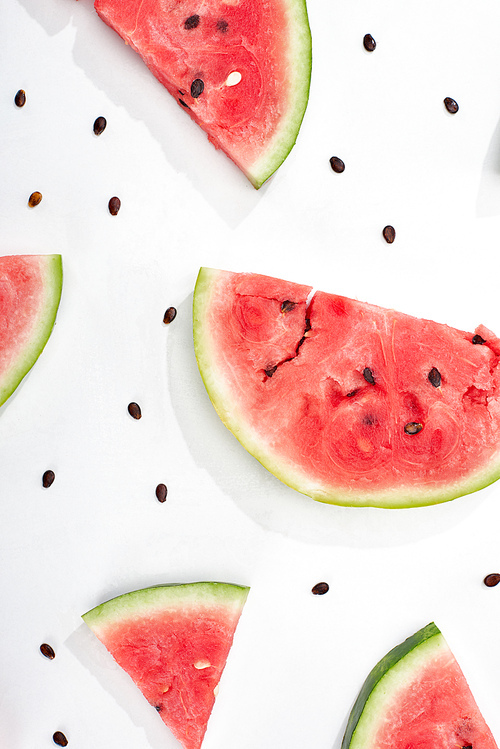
[[311, 582, 329, 595], [444, 97, 459, 114], [163, 307, 177, 324], [42, 470, 55, 488], [472, 334, 486, 345], [14, 89, 26, 107], [128, 402, 142, 419], [93, 116, 107, 136], [108, 196, 121, 215], [40, 643, 56, 659], [428, 367, 441, 388], [484, 573, 500, 587], [329, 156, 345, 173], [156, 483, 168, 503], [404, 422, 423, 435], [28, 191, 43, 208], [191, 79, 205, 98], [382, 225, 396, 244], [52, 732, 68, 747], [363, 33, 376, 52]]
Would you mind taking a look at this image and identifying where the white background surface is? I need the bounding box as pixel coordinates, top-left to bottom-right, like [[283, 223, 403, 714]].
[[2, 0, 500, 747]]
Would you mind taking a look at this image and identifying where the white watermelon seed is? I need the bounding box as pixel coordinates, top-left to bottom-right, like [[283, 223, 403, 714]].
[[194, 659, 211, 669], [225, 71, 242, 87]]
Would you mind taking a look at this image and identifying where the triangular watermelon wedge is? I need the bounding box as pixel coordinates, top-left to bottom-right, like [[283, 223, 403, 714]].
[[0, 254, 63, 408], [83, 582, 249, 749], [193, 267, 500, 508], [94, 0, 311, 188], [343, 622, 498, 749]]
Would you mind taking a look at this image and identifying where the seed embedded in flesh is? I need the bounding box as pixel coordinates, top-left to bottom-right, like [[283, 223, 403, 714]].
[[93, 116, 107, 136], [363, 33, 376, 51], [42, 470, 56, 488], [404, 421, 423, 435], [15, 89, 26, 107], [52, 732, 68, 747], [163, 306, 177, 324], [329, 156, 345, 173], [280, 300, 296, 313], [178, 98, 190, 108], [191, 79, 204, 98], [194, 659, 211, 669], [382, 225, 396, 244], [444, 97, 459, 114], [484, 573, 500, 587], [363, 367, 375, 385], [28, 191, 43, 208], [217, 18, 228, 31], [156, 483, 168, 503], [311, 582, 329, 595], [128, 402, 142, 419], [225, 71, 242, 87], [265, 365, 278, 378], [428, 367, 441, 388], [184, 14, 200, 29], [472, 334, 486, 345], [40, 643, 56, 659], [108, 196, 121, 215]]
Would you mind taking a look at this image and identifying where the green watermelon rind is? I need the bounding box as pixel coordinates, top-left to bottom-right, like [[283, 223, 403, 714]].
[[193, 267, 500, 509], [82, 581, 250, 633], [0, 254, 63, 409], [245, 0, 312, 188], [342, 623, 444, 749]]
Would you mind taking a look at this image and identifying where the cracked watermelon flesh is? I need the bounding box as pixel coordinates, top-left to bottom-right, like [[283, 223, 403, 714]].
[[342, 622, 498, 749], [193, 267, 500, 508], [94, 0, 311, 188], [0, 254, 62, 408], [83, 582, 249, 749]]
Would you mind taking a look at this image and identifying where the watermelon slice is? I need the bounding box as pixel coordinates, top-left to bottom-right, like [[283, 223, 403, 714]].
[[93, 0, 311, 188], [0, 254, 62, 408], [342, 622, 498, 749], [82, 582, 249, 749], [193, 267, 500, 508]]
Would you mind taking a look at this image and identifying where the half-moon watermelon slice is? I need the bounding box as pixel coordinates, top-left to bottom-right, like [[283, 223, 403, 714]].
[[342, 622, 498, 749], [94, 0, 311, 188], [0, 254, 62, 408], [83, 582, 249, 749], [193, 267, 500, 508]]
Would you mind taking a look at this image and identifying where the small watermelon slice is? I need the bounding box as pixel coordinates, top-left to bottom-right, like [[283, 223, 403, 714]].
[[193, 267, 500, 508], [93, 0, 312, 188], [82, 582, 249, 749], [342, 622, 498, 749], [0, 254, 62, 408]]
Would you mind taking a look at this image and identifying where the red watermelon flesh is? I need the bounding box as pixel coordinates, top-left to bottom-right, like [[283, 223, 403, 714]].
[[0, 254, 62, 408], [94, 0, 311, 188], [342, 622, 498, 749], [83, 582, 249, 749], [193, 268, 500, 508]]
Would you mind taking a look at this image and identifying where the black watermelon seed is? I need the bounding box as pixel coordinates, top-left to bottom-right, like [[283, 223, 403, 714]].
[[155, 705, 162, 712], [156, 483, 168, 503], [382, 225, 396, 244], [15, 89, 26, 107], [484, 573, 500, 587], [52, 732, 68, 747], [184, 14, 200, 29], [217, 18, 228, 31], [265, 365, 278, 378], [108, 196, 121, 215], [128, 402, 142, 419], [28, 191, 43, 208], [363, 33, 376, 52], [346, 390, 358, 397], [363, 367, 375, 385], [329, 156, 345, 173], [42, 470, 55, 488], [40, 643, 56, 659], [363, 414, 376, 425], [163, 306, 177, 324], [444, 97, 459, 114], [280, 300, 296, 313], [93, 116, 107, 135], [472, 334, 486, 345], [312, 582, 329, 595], [428, 367, 441, 388], [404, 422, 423, 435], [178, 98, 190, 108], [191, 79, 205, 98], [304, 318, 311, 332]]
